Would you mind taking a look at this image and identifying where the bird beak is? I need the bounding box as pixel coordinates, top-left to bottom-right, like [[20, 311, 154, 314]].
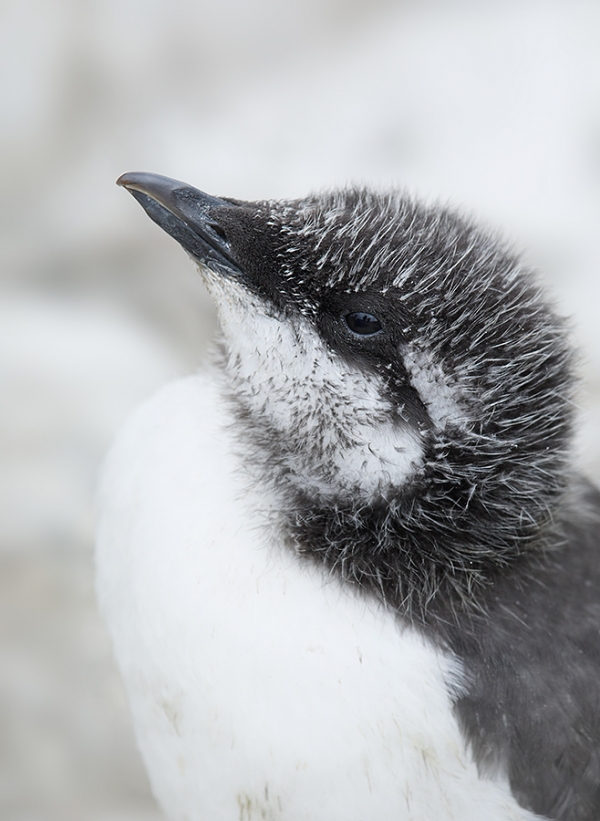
[[117, 172, 243, 276]]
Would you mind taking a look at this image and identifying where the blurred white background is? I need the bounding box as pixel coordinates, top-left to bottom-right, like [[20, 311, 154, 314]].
[[1, 0, 600, 818]]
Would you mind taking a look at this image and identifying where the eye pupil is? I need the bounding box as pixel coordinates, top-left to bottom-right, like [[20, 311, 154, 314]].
[[345, 312, 383, 336]]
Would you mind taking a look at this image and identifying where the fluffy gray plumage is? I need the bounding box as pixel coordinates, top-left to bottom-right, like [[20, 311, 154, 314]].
[[225, 191, 575, 620]]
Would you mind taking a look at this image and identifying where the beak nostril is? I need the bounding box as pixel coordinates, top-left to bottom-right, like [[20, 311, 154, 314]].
[[210, 223, 228, 244]]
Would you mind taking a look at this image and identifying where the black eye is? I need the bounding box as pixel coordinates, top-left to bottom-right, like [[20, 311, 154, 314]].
[[344, 312, 383, 336]]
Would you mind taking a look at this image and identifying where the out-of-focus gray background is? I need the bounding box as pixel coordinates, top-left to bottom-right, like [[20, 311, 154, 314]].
[[2, 0, 600, 818]]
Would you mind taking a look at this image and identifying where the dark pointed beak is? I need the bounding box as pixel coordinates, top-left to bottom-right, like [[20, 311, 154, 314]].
[[117, 172, 243, 275]]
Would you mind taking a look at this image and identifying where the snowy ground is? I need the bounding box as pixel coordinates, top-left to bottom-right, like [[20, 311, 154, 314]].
[[1, 0, 600, 818]]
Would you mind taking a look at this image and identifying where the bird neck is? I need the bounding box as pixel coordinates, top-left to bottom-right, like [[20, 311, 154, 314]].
[[228, 389, 572, 623], [282, 428, 571, 624]]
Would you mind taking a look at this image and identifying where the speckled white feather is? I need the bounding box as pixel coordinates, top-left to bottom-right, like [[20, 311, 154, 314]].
[[210, 275, 423, 499], [96, 374, 546, 821], [402, 343, 470, 431]]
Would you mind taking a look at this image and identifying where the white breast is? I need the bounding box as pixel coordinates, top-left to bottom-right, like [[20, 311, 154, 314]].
[[96, 372, 544, 821]]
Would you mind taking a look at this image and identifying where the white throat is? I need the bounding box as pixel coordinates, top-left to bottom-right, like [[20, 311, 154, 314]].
[[210, 277, 424, 500]]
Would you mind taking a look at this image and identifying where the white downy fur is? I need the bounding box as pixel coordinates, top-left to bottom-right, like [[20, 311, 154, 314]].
[[96, 373, 546, 821], [211, 277, 424, 499], [401, 342, 470, 432]]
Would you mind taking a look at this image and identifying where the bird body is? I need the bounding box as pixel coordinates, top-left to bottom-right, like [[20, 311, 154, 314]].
[[97, 174, 600, 820], [97, 371, 539, 821]]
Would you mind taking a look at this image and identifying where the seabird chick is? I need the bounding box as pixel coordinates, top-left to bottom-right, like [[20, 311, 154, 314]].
[[96, 173, 600, 821]]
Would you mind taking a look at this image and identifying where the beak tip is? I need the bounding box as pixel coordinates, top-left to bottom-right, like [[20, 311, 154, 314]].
[[116, 172, 142, 191]]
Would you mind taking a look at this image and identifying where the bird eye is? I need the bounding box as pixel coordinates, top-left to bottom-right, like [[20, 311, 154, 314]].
[[344, 312, 383, 336]]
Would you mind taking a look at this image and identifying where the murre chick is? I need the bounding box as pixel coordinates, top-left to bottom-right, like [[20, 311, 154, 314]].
[[97, 173, 600, 821]]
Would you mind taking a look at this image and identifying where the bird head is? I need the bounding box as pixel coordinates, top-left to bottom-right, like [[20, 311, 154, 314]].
[[117, 172, 575, 620]]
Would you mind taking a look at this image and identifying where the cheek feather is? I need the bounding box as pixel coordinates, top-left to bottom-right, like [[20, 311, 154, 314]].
[[402, 344, 470, 432], [209, 280, 424, 499]]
